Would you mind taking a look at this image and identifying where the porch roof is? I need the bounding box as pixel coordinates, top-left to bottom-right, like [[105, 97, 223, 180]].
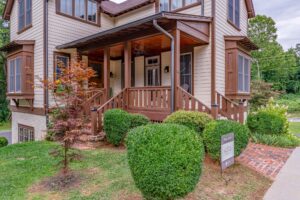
[[57, 12, 212, 51], [224, 36, 259, 51]]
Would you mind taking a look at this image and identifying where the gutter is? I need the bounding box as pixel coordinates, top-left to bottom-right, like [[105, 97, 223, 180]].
[[152, 19, 175, 113], [44, 0, 49, 123]]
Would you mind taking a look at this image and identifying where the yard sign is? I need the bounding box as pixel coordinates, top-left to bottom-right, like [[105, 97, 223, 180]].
[[221, 133, 235, 171]]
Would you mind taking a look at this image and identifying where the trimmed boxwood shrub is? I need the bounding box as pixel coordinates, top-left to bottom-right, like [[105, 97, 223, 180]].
[[126, 124, 204, 200], [0, 137, 8, 148], [203, 120, 250, 161], [130, 114, 150, 129], [164, 110, 213, 135], [103, 109, 131, 146]]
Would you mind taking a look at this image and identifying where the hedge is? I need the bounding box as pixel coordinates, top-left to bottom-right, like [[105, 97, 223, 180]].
[[126, 124, 204, 200]]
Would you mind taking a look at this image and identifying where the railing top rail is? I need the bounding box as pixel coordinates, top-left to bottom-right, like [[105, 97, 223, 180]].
[[96, 88, 127, 112], [128, 86, 171, 90], [216, 91, 239, 107]]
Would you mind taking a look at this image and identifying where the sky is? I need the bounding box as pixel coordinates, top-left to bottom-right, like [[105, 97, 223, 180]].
[[250, 0, 300, 50], [111, 0, 300, 50]]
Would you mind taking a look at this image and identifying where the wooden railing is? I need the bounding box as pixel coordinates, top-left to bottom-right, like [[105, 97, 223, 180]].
[[177, 86, 211, 114], [82, 89, 106, 116], [216, 91, 244, 123], [91, 88, 127, 134]]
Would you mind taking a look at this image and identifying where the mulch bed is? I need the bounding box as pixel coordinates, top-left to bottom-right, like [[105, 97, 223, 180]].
[[237, 143, 294, 180]]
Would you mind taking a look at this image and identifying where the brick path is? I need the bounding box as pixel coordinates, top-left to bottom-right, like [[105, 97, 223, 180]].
[[236, 143, 294, 180]]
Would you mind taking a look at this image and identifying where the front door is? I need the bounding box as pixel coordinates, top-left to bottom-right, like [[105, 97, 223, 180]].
[[180, 53, 192, 93], [146, 66, 160, 86]]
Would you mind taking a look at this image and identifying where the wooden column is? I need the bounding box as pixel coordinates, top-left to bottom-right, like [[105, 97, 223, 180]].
[[124, 41, 132, 88], [173, 29, 181, 111], [104, 47, 110, 100], [239, 100, 245, 124]]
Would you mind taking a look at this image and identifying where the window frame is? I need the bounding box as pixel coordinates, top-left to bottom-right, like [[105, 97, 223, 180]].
[[8, 57, 22, 94], [18, 0, 32, 34], [56, 0, 100, 27], [227, 0, 241, 31], [159, 0, 201, 12], [237, 53, 251, 93], [54, 52, 71, 82], [18, 124, 35, 143]]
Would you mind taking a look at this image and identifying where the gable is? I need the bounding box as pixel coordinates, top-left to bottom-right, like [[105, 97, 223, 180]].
[[3, 0, 256, 20]]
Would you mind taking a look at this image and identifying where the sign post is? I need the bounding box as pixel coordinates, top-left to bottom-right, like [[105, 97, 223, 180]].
[[221, 133, 235, 171]]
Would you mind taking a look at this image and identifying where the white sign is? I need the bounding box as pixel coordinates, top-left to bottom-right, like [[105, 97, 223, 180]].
[[221, 133, 235, 171]]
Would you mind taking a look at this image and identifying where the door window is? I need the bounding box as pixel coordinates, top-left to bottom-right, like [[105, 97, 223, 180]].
[[180, 53, 192, 93], [146, 66, 160, 86]]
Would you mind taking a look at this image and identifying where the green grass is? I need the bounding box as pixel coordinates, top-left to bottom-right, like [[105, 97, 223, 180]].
[[276, 93, 300, 114], [0, 121, 11, 131], [290, 122, 300, 135], [0, 141, 272, 200]]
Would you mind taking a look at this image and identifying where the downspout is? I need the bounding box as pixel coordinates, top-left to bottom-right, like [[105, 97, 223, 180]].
[[44, 0, 49, 124], [153, 19, 175, 112]]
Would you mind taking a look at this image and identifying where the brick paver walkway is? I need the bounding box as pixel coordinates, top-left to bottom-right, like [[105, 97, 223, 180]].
[[236, 143, 294, 180]]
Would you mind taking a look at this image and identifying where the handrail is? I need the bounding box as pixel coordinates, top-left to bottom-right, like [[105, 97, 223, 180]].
[[82, 88, 105, 116], [177, 86, 211, 114]]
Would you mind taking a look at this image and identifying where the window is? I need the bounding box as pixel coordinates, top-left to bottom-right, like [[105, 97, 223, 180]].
[[180, 53, 192, 94], [160, 0, 200, 11], [8, 57, 22, 93], [238, 54, 250, 93], [18, 124, 34, 142], [75, 0, 86, 19], [18, 0, 32, 32], [57, 0, 99, 25], [54, 53, 70, 80], [228, 0, 240, 28]]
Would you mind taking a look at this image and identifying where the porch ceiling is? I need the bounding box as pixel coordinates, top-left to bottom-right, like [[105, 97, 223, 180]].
[[57, 12, 212, 52]]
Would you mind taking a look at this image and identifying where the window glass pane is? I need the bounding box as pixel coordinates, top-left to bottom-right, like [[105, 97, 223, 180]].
[[55, 55, 69, 80], [26, 0, 32, 26], [160, 0, 169, 11], [9, 60, 15, 92], [180, 54, 192, 93], [88, 0, 97, 22], [61, 0, 73, 15], [238, 55, 244, 92], [244, 58, 249, 92], [75, 0, 86, 19], [234, 0, 240, 27], [19, 0, 25, 30], [228, 0, 234, 22], [16, 58, 22, 92], [171, 0, 182, 10], [185, 0, 197, 5]]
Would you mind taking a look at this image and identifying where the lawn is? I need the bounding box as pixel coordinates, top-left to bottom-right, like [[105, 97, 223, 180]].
[[290, 122, 300, 135], [0, 142, 272, 200], [0, 121, 11, 131]]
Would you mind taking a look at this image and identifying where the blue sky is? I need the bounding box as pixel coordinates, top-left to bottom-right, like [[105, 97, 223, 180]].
[[111, 0, 300, 50]]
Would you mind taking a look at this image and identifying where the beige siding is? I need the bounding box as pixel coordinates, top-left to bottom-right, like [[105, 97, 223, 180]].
[[215, 0, 248, 95], [10, 0, 44, 108], [114, 4, 156, 27]]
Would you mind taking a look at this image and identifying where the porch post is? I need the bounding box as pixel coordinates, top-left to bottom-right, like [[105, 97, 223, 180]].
[[124, 41, 132, 88], [173, 29, 181, 111], [104, 47, 110, 100], [238, 100, 245, 124]]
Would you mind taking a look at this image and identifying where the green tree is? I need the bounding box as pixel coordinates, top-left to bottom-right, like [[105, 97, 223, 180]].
[[0, 0, 10, 122], [249, 15, 298, 92]]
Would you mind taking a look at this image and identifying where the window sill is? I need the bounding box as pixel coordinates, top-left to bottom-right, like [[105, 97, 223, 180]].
[[7, 93, 34, 99], [17, 24, 33, 35], [56, 11, 101, 27], [227, 19, 241, 32]]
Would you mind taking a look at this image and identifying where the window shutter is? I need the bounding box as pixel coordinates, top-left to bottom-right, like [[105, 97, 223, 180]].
[[9, 60, 15, 92], [244, 58, 250, 92], [16, 58, 22, 92], [228, 0, 234, 22], [25, 0, 32, 26], [234, 0, 240, 27], [238, 55, 244, 92], [18, 0, 25, 31]]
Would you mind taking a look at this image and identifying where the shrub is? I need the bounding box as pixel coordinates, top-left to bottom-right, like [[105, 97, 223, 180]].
[[0, 137, 8, 148], [203, 120, 250, 160], [251, 133, 300, 148], [276, 93, 300, 113], [164, 110, 213, 135], [104, 109, 131, 146], [126, 124, 204, 200], [247, 98, 289, 135], [130, 114, 150, 129]]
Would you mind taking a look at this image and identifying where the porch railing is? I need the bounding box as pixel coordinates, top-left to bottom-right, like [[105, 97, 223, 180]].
[[177, 86, 211, 114], [82, 88, 106, 116], [216, 91, 245, 123]]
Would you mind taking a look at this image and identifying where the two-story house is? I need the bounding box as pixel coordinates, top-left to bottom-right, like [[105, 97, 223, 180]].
[[1, 0, 257, 143]]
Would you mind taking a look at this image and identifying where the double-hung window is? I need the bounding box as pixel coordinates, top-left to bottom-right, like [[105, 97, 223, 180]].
[[160, 0, 200, 11], [8, 57, 22, 93], [18, 124, 35, 142], [58, 0, 99, 25], [238, 54, 250, 93], [18, 0, 32, 32], [228, 0, 240, 29]]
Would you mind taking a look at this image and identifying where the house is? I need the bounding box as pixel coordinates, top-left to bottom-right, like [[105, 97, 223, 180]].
[[1, 0, 257, 143]]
